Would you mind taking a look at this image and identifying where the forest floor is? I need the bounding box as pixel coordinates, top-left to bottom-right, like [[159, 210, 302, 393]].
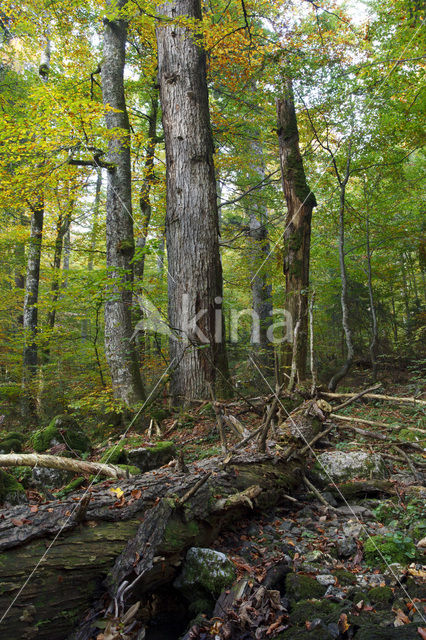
[[0, 375, 425, 639]]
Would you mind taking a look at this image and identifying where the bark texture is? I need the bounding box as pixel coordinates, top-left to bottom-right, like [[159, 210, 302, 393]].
[[277, 79, 316, 383], [0, 453, 303, 640], [156, 0, 229, 402], [21, 40, 50, 420], [246, 133, 273, 357], [102, 0, 145, 405]]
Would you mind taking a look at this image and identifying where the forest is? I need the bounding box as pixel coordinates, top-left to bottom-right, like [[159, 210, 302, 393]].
[[0, 0, 425, 638]]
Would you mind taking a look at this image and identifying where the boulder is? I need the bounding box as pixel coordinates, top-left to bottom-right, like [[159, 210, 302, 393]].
[[0, 469, 27, 505], [127, 441, 176, 472], [31, 415, 91, 454], [31, 467, 75, 490], [315, 451, 386, 483], [174, 547, 236, 609]]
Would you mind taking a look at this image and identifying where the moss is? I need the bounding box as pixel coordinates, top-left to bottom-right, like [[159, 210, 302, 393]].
[[100, 442, 127, 465], [364, 534, 416, 568], [368, 586, 393, 605], [117, 464, 140, 476], [55, 477, 86, 498], [0, 437, 22, 452], [10, 465, 33, 488], [399, 428, 424, 445], [31, 415, 91, 453], [0, 469, 26, 504], [350, 589, 370, 604], [276, 628, 334, 640], [285, 573, 326, 602], [290, 599, 341, 625], [162, 519, 200, 552], [332, 569, 357, 586]]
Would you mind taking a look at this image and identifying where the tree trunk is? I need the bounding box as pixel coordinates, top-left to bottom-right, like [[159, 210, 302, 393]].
[[21, 39, 51, 421], [101, 0, 145, 405], [328, 145, 353, 391], [156, 0, 229, 403], [246, 132, 273, 361], [277, 79, 316, 383], [82, 168, 102, 340], [0, 453, 303, 640], [365, 214, 378, 381]]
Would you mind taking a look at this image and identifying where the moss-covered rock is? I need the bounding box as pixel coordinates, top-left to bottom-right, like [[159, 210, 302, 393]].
[[100, 442, 127, 465], [127, 441, 176, 472], [332, 569, 357, 586], [0, 469, 27, 504], [277, 627, 334, 640], [354, 624, 420, 639], [315, 451, 386, 483], [367, 586, 393, 606], [363, 533, 416, 567], [31, 415, 91, 453], [174, 547, 236, 602], [117, 464, 140, 476], [0, 431, 25, 453], [290, 599, 342, 625], [285, 573, 327, 602]]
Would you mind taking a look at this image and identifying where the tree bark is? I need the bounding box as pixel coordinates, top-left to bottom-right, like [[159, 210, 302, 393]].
[[328, 145, 353, 391], [0, 453, 128, 478], [21, 39, 51, 421], [277, 79, 316, 383], [156, 0, 229, 403], [246, 132, 273, 360], [365, 214, 378, 381], [0, 453, 303, 640], [101, 0, 145, 405]]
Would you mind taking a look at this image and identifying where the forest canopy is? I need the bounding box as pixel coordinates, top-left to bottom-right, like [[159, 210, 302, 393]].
[[0, 0, 424, 419]]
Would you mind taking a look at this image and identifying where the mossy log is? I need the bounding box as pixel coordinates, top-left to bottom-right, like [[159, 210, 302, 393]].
[[0, 452, 304, 640]]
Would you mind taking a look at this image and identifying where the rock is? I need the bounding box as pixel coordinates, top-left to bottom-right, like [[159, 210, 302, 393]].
[[127, 441, 176, 472], [31, 467, 74, 490], [316, 574, 336, 587], [174, 547, 236, 604], [315, 451, 386, 483], [31, 415, 91, 453], [324, 585, 346, 600], [322, 491, 338, 507], [383, 563, 404, 585], [285, 573, 327, 601], [336, 535, 357, 558], [0, 431, 24, 453], [335, 505, 373, 517], [0, 469, 27, 505], [342, 520, 363, 538]]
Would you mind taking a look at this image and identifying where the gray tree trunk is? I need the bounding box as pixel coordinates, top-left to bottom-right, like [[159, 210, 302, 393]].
[[21, 39, 51, 420], [277, 79, 316, 383], [328, 146, 354, 391], [82, 168, 102, 340], [101, 0, 145, 405], [246, 135, 273, 357], [156, 0, 229, 402]]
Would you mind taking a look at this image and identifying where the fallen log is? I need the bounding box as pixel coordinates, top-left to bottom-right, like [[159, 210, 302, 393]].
[[0, 453, 128, 479], [0, 452, 304, 640], [320, 391, 426, 406]]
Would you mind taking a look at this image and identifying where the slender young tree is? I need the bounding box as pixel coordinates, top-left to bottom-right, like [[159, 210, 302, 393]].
[[277, 78, 316, 384], [156, 0, 229, 402], [102, 0, 145, 405], [21, 37, 51, 420]]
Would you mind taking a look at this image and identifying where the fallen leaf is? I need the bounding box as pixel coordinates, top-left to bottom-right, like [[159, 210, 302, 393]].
[[338, 613, 350, 633], [131, 489, 142, 499], [30, 505, 38, 513], [417, 628, 426, 639], [109, 487, 124, 498], [11, 518, 24, 526], [394, 608, 410, 626]]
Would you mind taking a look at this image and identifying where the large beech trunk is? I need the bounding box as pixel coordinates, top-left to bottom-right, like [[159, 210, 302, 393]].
[[102, 0, 145, 405], [277, 79, 316, 383], [0, 453, 303, 639], [156, 0, 229, 403]]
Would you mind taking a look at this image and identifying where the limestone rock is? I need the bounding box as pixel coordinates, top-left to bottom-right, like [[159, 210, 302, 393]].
[[315, 451, 386, 483]]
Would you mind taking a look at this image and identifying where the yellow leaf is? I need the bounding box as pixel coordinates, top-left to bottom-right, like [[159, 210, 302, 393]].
[[110, 487, 124, 498]]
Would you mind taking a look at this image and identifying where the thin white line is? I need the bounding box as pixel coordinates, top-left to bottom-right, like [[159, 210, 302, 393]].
[[250, 20, 425, 285], [248, 355, 425, 621], [0, 359, 176, 623]]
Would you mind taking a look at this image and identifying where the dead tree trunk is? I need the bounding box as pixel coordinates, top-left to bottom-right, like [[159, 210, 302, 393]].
[[0, 453, 303, 640], [277, 79, 316, 383], [156, 0, 229, 403], [101, 0, 145, 405]]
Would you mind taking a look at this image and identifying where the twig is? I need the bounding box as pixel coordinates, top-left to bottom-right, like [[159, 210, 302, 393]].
[[299, 423, 334, 456], [320, 390, 426, 406], [393, 446, 422, 481]]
